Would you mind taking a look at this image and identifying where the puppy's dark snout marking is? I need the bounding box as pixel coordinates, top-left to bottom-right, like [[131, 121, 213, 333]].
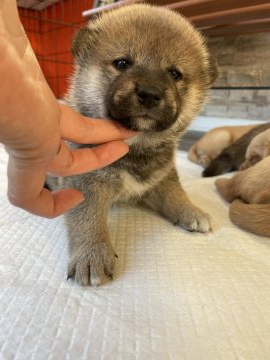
[[137, 85, 162, 109]]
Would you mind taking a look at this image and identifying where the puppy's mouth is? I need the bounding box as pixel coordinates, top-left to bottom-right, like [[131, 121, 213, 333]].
[[108, 111, 157, 132]]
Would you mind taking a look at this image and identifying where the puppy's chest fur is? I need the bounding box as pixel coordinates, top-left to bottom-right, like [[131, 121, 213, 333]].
[[119, 167, 168, 201], [111, 140, 175, 202]]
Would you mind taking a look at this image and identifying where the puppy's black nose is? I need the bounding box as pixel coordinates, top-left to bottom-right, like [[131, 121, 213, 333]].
[[136, 86, 162, 109]]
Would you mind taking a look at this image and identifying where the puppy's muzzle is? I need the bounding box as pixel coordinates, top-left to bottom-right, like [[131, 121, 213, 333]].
[[136, 85, 162, 109]]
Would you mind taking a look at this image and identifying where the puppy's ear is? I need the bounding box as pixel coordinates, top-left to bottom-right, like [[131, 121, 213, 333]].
[[71, 27, 98, 64]]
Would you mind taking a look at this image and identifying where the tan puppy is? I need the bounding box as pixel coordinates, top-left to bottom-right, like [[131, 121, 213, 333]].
[[215, 157, 270, 237], [188, 125, 256, 167], [240, 128, 270, 170]]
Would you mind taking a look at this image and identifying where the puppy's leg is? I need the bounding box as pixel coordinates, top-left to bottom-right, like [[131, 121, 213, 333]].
[[140, 168, 211, 232], [65, 184, 116, 286]]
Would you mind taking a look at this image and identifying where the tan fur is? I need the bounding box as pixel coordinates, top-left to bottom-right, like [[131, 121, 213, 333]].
[[188, 125, 256, 167], [215, 157, 270, 237], [230, 201, 270, 238], [240, 128, 270, 170], [49, 4, 217, 286]]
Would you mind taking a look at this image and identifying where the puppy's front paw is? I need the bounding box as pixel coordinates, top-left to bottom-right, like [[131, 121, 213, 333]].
[[176, 206, 212, 233], [68, 241, 116, 286]]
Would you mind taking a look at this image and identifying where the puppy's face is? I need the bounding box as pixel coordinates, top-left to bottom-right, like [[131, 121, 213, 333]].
[[106, 63, 182, 132], [70, 5, 217, 133]]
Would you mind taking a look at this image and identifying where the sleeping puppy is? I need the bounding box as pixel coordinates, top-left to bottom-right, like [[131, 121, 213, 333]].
[[48, 4, 217, 286], [240, 128, 270, 170], [202, 123, 270, 177], [188, 125, 256, 168], [215, 157, 270, 238]]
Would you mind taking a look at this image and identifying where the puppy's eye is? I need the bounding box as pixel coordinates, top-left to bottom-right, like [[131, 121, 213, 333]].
[[168, 68, 183, 81], [113, 58, 132, 70]]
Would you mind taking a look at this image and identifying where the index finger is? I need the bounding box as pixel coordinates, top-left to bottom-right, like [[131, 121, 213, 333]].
[[59, 104, 137, 144]]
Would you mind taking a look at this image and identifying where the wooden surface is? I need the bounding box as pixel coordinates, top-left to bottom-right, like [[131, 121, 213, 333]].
[[83, 0, 270, 36]]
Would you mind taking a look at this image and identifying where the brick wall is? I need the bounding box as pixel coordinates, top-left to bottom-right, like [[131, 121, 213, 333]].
[[201, 32, 270, 121]]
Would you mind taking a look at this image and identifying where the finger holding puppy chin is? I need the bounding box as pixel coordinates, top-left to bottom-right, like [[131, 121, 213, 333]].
[[59, 103, 136, 144]]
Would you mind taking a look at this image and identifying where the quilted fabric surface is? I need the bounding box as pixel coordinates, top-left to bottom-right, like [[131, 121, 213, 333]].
[[1, 145, 270, 360]]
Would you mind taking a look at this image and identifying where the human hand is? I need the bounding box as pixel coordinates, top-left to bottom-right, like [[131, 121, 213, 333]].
[[0, 0, 135, 218], [3, 104, 135, 218]]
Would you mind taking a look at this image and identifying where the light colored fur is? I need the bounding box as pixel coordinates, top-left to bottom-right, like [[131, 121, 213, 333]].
[[49, 4, 217, 286], [188, 125, 256, 167], [215, 156, 270, 237], [240, 128, 270, 170]]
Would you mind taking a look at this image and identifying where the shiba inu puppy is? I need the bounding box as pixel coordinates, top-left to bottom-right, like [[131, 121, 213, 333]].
[[49, 4, 217, 285]]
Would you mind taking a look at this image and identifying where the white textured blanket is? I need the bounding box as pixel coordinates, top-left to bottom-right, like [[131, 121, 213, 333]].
[[1, 145, 270, 360]]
